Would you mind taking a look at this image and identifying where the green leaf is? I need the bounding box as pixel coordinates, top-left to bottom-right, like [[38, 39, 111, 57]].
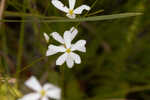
[[1, 12, 142, 22]]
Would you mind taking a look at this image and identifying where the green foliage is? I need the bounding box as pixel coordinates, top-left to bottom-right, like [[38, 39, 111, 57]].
[[0, 0, 149, 100], [0, 81, 21, 100]]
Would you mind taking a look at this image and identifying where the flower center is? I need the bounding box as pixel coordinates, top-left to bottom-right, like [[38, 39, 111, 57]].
[[66, 48, 71, 53], [40, 89, 46, 97], [69, 9, 74, 15]]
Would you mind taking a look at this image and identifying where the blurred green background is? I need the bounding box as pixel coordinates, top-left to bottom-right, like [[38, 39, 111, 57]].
[[0, 0, 150, 100]]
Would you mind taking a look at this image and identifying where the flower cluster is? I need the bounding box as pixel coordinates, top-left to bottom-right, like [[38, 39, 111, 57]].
[[19, 0, 90, 100], [44, 0, 90, 68]]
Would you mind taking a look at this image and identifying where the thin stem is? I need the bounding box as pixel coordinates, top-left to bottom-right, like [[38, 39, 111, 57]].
[[15, 56, 46, 77], [75, 0, 99, 28], [1, 25, 10, 75], [16, 0, 26, 78], [61, 65, 65, 100], [86, 9, 104, 16], [16, 22, 24, 77]]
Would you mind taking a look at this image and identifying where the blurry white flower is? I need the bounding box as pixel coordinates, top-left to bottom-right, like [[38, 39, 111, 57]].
[[44, 32, 50, 43], [19, 76, 61, 100], [51, 0, 91, 19], [46, 27, 86, 68]]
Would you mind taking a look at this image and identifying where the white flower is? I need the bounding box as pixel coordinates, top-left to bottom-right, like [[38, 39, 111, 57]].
[[51, 0, 91, 19], [46, 27, 86, 68], [44, 32, 50, 43], [19, 76, 61, 100]]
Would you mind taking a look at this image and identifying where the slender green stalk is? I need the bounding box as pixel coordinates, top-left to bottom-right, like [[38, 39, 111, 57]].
[[75, 0, 99, 28], [0, 12, 142, 23], [61, 65, 65, 100], [16, 22, 25, 77], [16, 0, 26, 78], [15, 56, 45, 76], [1, 25, 10, 74], [86, 9, 104, 16]]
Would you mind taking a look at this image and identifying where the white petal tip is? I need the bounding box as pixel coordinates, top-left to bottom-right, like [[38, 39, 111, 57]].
[[43, 33, 49, 43], [56, 62, 63, 66], [46, 51, 49, 56], [66, 14, 76, 19], [76, 60, 81, 64], [70, 27, 75, 30], [50, 32, 55, 36], [51, 0, 69, 13], [67, 65, 74, 68], [83, 50, 86, 52], [70, 27, 77, 32], [25, 76, 34, 85], [87, 6, 91, 11], [84, 5, 91, 11]]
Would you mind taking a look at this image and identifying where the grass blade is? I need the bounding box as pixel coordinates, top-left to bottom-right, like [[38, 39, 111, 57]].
[[1, 12, 142, 23]]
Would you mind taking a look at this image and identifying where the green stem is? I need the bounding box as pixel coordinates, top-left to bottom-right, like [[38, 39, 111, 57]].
[[61, 65, 65, 100], [75, 0, 99, 28], [1, 25, 10, 74], [15, 56, 45, 77], [16, 22, 24, 77], [16, 0, 26, 78]]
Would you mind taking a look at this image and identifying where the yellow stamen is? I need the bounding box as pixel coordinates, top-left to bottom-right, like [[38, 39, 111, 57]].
[[66, 48, 71, 53], [69, 9, 74, 15], [40, 90, 46, 97]]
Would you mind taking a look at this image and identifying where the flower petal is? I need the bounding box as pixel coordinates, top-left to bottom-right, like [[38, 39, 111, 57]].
[[43, 32, 49, 43], [69, 27, 78, 41], [51, 32, 64, 44], [74, 5, 91, 14], [51, 0, 69, 13], [47, 87, 61, 99], [46, 45, 66, 56], [56, 53, 68, 65], [41, 97, 49, 100], [66, 54, 74, 68], [19, 93, 40, 100], [69, 0, 76, 9], [25, 76, 42, 92], [43, 83, 58, 91], [71, 40, 86, 52], [63, 31, 72, 48], [66, 13, 76, 19], [70, 52, 81, 64]]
